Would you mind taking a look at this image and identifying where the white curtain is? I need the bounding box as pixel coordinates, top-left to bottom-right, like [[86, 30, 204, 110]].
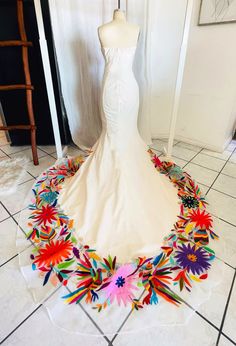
[[49, 0, 155, 149]]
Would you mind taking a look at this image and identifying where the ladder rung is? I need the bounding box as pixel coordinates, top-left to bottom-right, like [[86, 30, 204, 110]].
[[0, 125, 36, 131], [0, 40, 32, 47], [0, 84, 34, 91]]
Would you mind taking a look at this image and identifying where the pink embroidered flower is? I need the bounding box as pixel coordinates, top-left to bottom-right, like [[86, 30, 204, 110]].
[[103, 264, 138, 305]]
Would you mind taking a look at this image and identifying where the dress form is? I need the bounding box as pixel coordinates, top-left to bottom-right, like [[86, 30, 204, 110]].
[[98, 9, 140, 48]]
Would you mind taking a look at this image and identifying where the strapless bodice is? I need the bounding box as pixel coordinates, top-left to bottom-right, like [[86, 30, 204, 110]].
[[101, 46, 137, 75], [100, 45, 139, 144]]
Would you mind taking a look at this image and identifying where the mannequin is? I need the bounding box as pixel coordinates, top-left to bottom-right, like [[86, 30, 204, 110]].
[[98, 9, 140, 48]]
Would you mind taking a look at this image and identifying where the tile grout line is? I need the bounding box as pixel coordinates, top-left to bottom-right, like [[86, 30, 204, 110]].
[[0, 147, 42, 180], [216, 269, 236, 345], [182, 148, 204, 169], [64, 285, 111, 343], [0, 284, 64, 345], [110, 289, 146, 343], [220, 332, 236, 345], [0, 305, 43, 345], [0, 215, 11, 224], [0, 199, 108, 343], [205, 147, 236, 196], [1, 139, 236, 344]]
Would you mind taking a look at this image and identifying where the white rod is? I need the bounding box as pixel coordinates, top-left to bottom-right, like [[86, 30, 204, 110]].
[[34, 0, 63, 159], [166, 0, 194, 159]]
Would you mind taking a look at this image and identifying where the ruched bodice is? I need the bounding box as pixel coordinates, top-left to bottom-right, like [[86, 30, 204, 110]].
[[58, 45, 180, 263], [100, 46, 139, 146]]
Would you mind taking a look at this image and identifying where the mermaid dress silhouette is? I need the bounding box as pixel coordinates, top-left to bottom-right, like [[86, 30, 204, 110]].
[[58, 44, 179, 263]]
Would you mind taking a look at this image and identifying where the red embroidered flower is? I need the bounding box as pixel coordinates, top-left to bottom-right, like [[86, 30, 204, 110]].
[[188, 209, 212, 229], [152, 154, 162, 167], [34, 239, 73, 267], [33, 205, 57, 225]]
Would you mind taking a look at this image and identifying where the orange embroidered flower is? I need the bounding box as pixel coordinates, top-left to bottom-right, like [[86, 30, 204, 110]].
[[34, 239, 73, 267]]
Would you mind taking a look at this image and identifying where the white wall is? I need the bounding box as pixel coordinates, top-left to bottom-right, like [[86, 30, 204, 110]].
[[151, 0, 236, 152], [149, 0, 187, 138]]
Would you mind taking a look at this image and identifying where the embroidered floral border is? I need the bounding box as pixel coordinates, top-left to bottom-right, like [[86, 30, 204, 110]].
[[25, 149, 219, 311]]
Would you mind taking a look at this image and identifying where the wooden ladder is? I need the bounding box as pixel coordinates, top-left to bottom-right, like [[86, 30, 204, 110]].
[[0, 0, 38, 165]]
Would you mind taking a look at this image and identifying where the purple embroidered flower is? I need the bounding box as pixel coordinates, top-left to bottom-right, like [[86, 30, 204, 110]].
[[175, 243, 211, 275]]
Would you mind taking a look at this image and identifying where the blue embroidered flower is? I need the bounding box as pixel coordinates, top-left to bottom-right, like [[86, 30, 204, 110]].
[[41, 191, 58, 204], [169, 166, 184, 180], [115, 276, 125, 288]]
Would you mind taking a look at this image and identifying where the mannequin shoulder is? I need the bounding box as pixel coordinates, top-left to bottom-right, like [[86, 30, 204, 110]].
[[98, 22, 140, 37], [98, 22, 140, 47]]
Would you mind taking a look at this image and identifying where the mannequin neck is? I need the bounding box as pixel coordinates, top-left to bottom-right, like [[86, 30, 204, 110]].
[[113, 9, 126, 22]]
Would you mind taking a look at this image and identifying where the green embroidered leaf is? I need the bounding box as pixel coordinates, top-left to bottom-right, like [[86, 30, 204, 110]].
[[71, 236, 77, 244], [57, 259, 75, 269], [65, 233, 71, 241], [203, 246, 215, 255]]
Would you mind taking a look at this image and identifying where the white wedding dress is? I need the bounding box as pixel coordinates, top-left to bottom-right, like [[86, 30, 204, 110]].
[[58, 45, 179, 263], [16, 41, 223, 337]]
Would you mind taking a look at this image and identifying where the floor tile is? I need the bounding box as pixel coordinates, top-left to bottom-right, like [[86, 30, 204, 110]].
[[149, 139, 168, 152], [0, 217, 18, 266], [212, 174, 236, 199], [0, 136, 9, 146], [201, 149, 232, 161], [222, 162, 236, 179], [43, 285, 109, 340], [210, 217, 236, 268], [218, 334, 236, 346], [207, 189, 236, 226], [222, 276, 236, 343], [0, 257, 39, 342], [0, 179, 34, 215], [174, 259, 234, 328], [229, 153, 236, 164], [172, 146, 199, 161], [51, 145, 85, 159], [0, 203, 9, 222], [150, 149, 162, 157], [9, 148, 46, 162], [183, 162, 219, 187], [3, 305, 107, 346], [38, 145, 56, 154], [23, 155, 56, 178], [113, 310, 218, 346], [0, 144, 30, 156], [226, 140, 236, 152], [172, 157, 189, 168], [192, 153, 226, 172], [176, 141, 203, 153], [197, 183, 209, 196], [0, 148, 8, 158]]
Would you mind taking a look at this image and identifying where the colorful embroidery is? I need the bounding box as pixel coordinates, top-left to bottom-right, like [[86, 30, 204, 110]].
[[26, 149, 219, 311]]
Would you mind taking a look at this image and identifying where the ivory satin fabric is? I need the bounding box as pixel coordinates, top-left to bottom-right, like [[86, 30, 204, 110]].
[[58, 46, 179, 263]]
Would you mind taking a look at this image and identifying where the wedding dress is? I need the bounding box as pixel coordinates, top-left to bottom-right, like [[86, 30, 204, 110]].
[[58, 45, 179, 263], [16, 40, 222, 337]]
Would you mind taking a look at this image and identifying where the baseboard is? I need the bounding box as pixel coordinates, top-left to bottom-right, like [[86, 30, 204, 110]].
[[151, 133, 233, 153]]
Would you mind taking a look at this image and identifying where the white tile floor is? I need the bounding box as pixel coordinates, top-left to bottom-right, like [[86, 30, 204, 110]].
[[0, 138, 236, 346]]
